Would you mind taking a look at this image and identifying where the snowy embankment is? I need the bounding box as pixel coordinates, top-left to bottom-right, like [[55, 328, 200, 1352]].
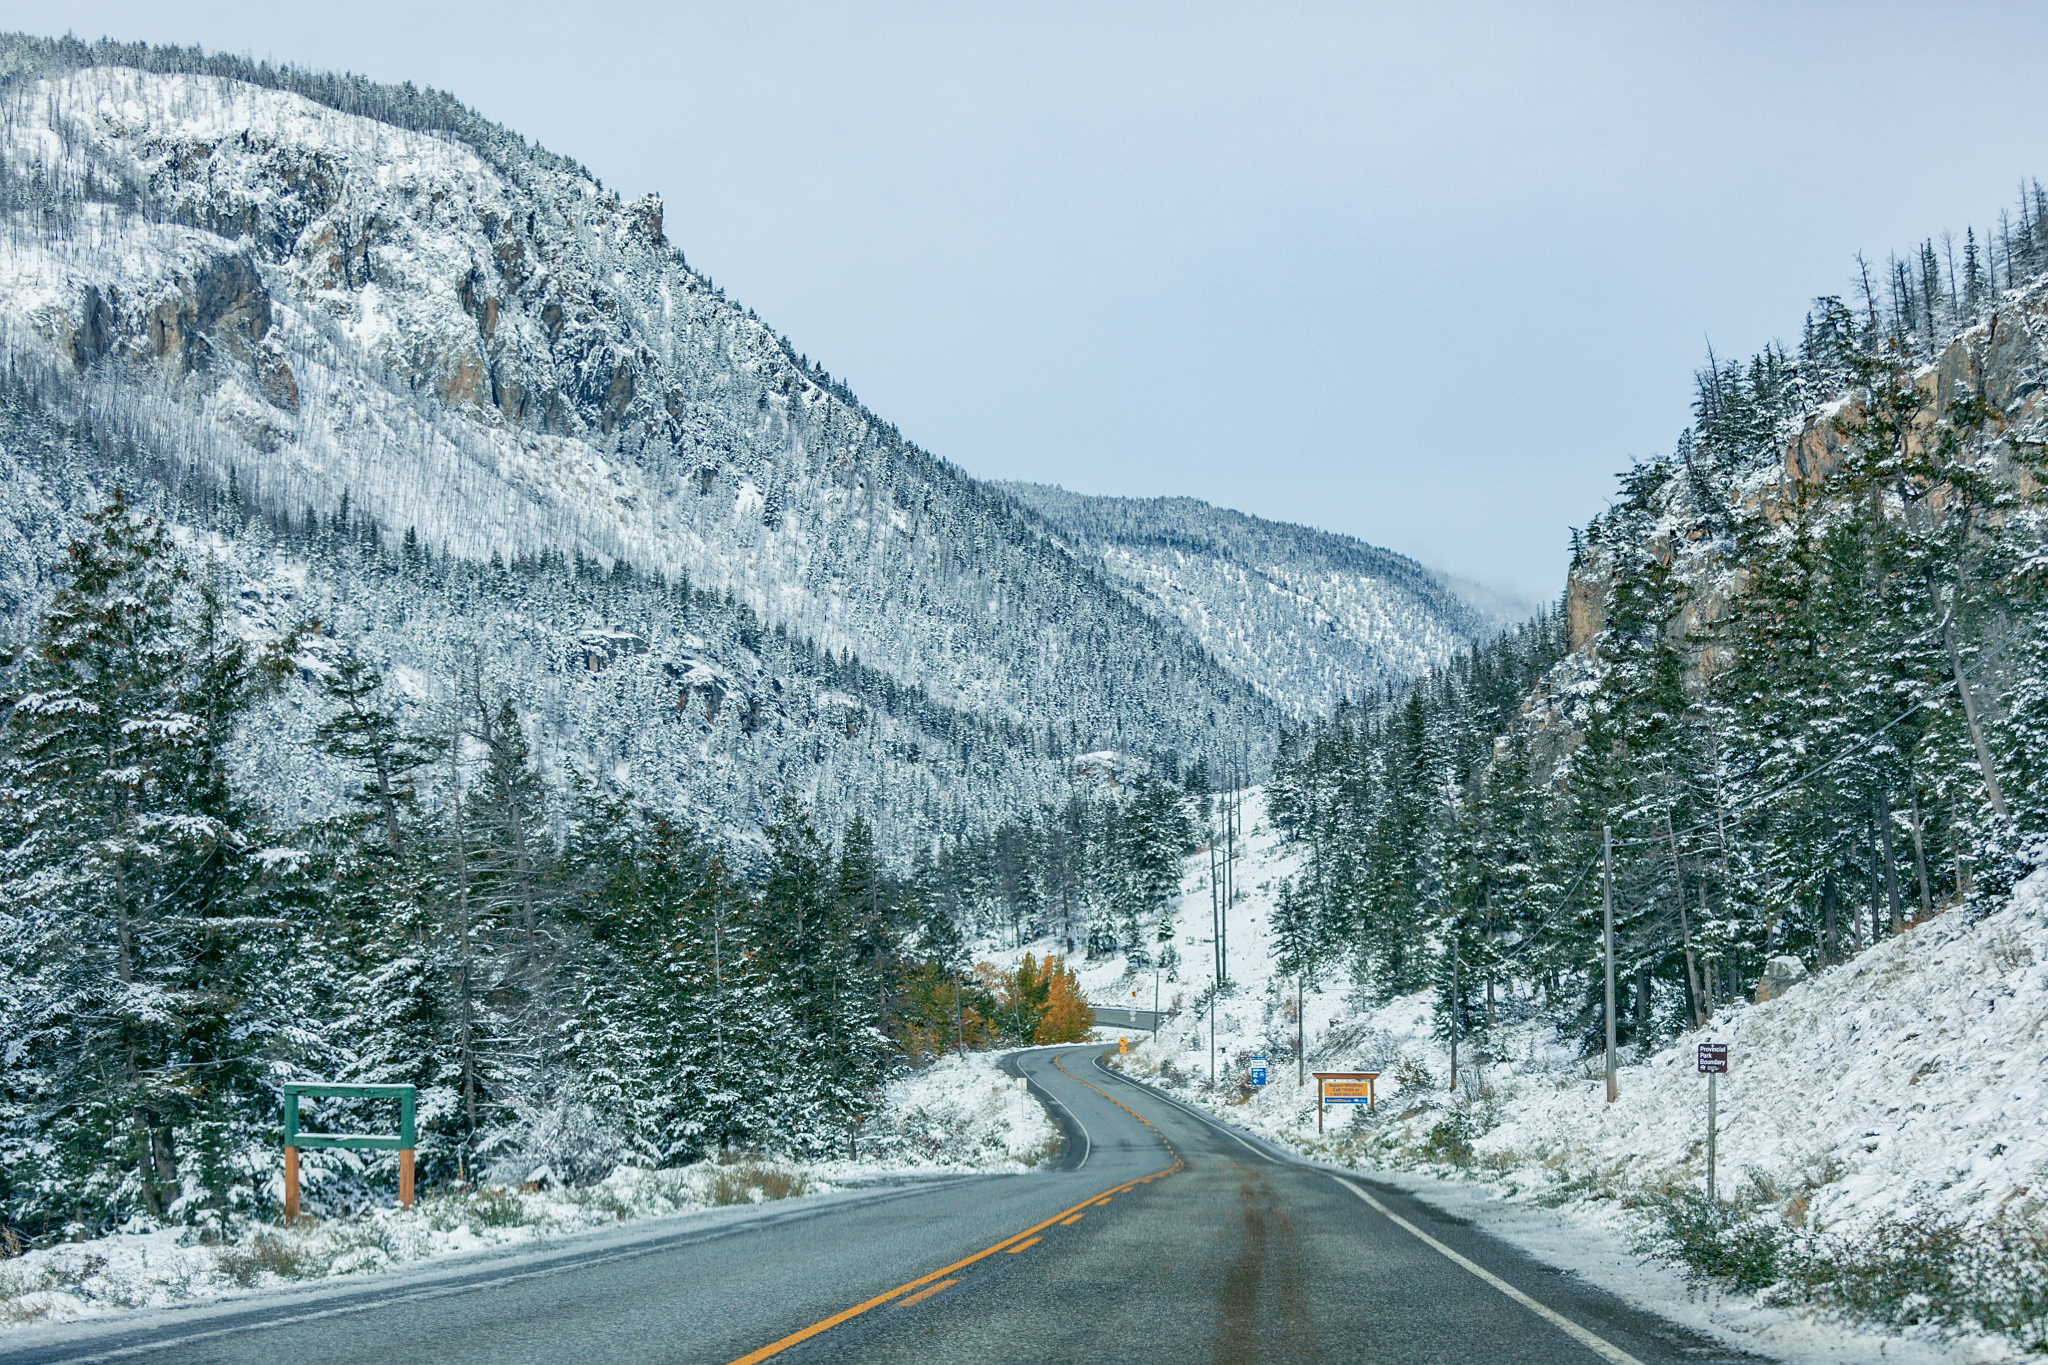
[[986, 787, 2046, 1362], [0, 1051, 1055, 1327]]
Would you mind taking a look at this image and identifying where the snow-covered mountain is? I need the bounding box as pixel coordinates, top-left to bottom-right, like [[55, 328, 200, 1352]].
[[999, 482, 1508, 717], [0, 38, 1475, 849]]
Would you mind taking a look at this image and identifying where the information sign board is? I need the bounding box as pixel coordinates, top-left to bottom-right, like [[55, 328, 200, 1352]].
[[1250, 1056, 1267, 1086], [1697, 1043, 1728, 1074], [1311, 1071, 1379, 1132]]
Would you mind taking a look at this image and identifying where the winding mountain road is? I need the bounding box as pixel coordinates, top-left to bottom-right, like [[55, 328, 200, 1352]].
[[2, 1047, 1759, 1365]]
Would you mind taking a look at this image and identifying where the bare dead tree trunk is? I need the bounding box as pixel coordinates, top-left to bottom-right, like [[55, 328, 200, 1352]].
[[107, 742, 165, 1215], [1938, 581, 2009, 820], [448, 711, 478, 1166], [1822, 867, 1839, 963], [372, 740, 405, 855]]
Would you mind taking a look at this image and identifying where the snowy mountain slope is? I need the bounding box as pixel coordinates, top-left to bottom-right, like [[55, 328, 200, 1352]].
[[1114, 790, 2044, 1256], [0, 383, 1082, 858], [999, 482, 1507, 716], [0, 41, 1293, 840]]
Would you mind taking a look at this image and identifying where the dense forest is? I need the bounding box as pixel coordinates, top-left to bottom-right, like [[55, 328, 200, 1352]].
[[0, 485, 1194, 1236], [1266, 186, 2048, 1057]]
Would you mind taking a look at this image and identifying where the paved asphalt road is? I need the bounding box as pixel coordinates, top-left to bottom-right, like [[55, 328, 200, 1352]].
[[2, 1046, 1761, 1365]]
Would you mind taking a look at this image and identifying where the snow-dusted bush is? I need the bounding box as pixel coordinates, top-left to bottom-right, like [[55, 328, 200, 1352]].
[[1642, 1194, 2048, 1351], [480, 1093, 630, 1189]]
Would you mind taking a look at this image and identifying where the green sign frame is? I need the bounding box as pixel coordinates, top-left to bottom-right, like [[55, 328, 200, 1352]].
[[283, 1081, 417, 1151], [281, 1081, 419, 1219]]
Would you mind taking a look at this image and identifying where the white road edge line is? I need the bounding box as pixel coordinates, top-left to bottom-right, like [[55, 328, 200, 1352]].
[[1041, 1049, 1094, 1170], [1334, 1177, 1647, 1365], [1014, 1046, 1096, 1170], [1055, 1060, 1641, 1365], [29, 1254, 625, 1365]]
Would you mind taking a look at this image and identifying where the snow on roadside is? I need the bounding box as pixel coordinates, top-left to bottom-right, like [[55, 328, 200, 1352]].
[[1018, 785, 2046, 1363], [836, 1048, 1060, 1172], [0, 1050, 1056, 1328]]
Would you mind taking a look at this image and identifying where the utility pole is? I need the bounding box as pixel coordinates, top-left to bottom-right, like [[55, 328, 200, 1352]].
[[713, 913, 724, 1110], [1209, 836, 1221, 990], [1665, 809, 1705, 1027], [1221, 753, 1241, 984], [1220, 766, 1232, 986], [1603, 825, 1619, 1103]]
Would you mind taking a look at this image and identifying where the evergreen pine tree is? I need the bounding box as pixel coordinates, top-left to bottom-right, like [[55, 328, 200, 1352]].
[[0, 494, 293, 1231]]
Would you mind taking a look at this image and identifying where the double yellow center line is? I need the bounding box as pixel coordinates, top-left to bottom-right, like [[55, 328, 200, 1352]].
[[726, 1050, 1181, 1364]]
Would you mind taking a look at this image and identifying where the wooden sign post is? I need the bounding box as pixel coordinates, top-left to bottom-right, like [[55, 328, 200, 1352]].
[[1311, 1071, 1379, 1132], [282, 1081, 418, 1222], [1696, 1043, 1728, 1202]]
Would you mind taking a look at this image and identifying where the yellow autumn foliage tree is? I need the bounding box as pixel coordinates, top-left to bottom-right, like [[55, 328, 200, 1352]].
[[1033, 957, 1095, 1043], [891, 961, 1002, 1061], [975, 953, 1095, 1044]]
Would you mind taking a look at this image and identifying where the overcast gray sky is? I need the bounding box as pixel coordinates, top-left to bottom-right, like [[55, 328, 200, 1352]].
[[12, 2, 2048, 603]]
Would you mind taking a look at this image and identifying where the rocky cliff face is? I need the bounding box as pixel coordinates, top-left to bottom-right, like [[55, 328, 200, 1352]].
[[5, 69, 787, 567], [1564, 283, 2048, 658], [1535, 271, 2048, 771], [1776, 300, 2048, 498]]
